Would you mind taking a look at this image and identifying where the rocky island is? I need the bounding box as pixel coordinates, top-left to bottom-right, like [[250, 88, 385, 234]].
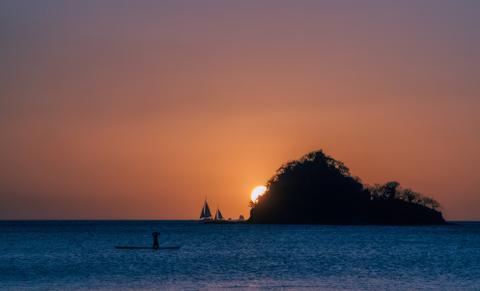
[[249, 150, 446, 225]]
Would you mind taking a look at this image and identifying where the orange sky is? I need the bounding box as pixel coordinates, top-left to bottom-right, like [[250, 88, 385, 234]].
[[1, 1, 479, 220]]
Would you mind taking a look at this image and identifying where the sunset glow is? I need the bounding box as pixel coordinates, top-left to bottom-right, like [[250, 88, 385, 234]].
[[0, 1, 479, 220], [251, 186, 267, 202]]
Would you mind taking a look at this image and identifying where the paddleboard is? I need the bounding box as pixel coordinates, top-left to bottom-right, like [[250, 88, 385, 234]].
[[115, 246, 180, 250]]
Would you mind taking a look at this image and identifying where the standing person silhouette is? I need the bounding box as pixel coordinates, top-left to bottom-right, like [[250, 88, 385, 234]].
[[152, 232, 160, 250]]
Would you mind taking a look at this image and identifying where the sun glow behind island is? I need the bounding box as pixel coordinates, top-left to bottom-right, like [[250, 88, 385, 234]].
[[251, 186, 267, 202]]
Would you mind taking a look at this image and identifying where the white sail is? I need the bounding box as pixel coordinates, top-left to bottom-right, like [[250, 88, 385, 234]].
[[215, 208, 224, 220], [200, 200, 212, 219]]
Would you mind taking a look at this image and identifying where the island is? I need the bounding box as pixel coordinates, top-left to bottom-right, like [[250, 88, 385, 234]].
[[249, 150, 446, 225]]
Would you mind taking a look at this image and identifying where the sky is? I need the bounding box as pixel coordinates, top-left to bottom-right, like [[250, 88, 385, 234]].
[[1, 0, 479, 220]]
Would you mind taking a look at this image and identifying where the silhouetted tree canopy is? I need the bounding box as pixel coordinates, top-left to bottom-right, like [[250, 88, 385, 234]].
[[368, 182, 441, 210], [249, 150, 445, 225]]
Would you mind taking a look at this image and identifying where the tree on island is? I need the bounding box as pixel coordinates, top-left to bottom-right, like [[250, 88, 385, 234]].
[[368, 181, 441, 211], [249, 150, 445, 225]]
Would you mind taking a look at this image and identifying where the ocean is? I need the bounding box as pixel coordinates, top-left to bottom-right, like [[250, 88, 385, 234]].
[[1, 221, 479, 290]]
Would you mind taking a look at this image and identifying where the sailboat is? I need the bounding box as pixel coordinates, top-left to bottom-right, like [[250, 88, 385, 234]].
[[198, 199, 245, 224], [214, 207, 224, 221], [199, 199, 212, 221]]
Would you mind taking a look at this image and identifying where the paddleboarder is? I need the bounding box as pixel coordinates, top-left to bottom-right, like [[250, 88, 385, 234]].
[[152, 232, 160, 250]]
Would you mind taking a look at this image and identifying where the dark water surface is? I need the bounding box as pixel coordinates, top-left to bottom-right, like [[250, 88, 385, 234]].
[[1, 221, 479, 290]]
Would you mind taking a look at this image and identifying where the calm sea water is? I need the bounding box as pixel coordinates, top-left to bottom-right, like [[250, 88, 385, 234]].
[[1, 221, 479, 290]]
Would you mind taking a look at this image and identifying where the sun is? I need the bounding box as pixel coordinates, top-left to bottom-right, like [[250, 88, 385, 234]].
[[251, 185, 267, 202]]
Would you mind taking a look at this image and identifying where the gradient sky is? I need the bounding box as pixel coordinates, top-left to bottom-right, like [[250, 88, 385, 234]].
[[1, 0, 479, 220]]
